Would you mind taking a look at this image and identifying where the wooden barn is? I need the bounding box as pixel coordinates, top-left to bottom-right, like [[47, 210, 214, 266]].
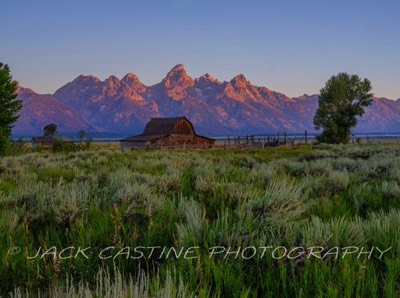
[[31, 136, 74, 147], [120, 117, 215, 149]]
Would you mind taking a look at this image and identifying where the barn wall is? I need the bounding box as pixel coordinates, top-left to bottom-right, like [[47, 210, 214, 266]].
[[150, 135, 193, 145], [172, 119, 195, 135], [195, 135, 215, 145], [169, 134, 195, 144], [149, 135, 214, 146], [31, 142, 53, 147], [120, 118, 215, 149]]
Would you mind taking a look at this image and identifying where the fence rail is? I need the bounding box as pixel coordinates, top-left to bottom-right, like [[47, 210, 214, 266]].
[[122, 130, 400, 150], [143, 130, 310, 150]]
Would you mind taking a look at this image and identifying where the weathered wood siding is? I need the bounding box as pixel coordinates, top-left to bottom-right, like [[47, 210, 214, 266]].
[[195, 135, 215, 145], [172, 118, 195, 135], [120, 117, 215, 149]]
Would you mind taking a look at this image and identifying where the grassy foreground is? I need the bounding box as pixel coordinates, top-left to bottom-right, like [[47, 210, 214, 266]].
[[0, 144, 400, 297]]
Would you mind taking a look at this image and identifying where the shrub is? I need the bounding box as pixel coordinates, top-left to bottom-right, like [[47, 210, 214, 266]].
[[328, 170, 350, 191], [176, 197, 205, 246], [36, 167, 75, 183], [308, 158, 333, 175], [381, 181, 400, 200], [333, 157, 357, 172], [364, 209, 400, 254], [240, 178, 310, 230], [349, 183, 374, 214], [298, 216, 366, 247], [9, 138, 30, 156], [249, 163, 277, 186], [52, 138, 92, 153], [284, 160, 309, 176]]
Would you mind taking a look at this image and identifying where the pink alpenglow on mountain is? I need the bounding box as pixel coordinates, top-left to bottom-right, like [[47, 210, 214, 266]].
[[14, 87, 97, 135], [14, 65, 400, 136]]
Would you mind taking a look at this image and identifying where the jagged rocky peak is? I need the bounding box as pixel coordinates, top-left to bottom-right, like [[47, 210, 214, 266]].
[[295, 94, 315, 100], [163, 63, 194, 87], [15, 64, 400, 136], [53, 74, 102, 101], [165, 64, 186, 78], [170, 63, 185, 71], [105, 75, 120, 85], [72, 74, 101, 84], [121, 73, 140, 84], [196, 73, 220, 83], [101, 75, 121, 98], [121, 73, 146, 94], [121, 73, 145, 88], [231, 74, 250, 87]]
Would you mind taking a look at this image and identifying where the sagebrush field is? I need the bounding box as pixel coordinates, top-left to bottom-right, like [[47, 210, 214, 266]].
[[1, 144, 400, 297]]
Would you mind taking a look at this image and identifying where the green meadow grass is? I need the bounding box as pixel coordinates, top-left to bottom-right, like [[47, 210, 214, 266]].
[[1, 144, 400, 297]]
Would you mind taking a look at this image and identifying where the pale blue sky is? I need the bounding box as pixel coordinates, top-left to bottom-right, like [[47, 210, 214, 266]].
[[1, 0, 399, 99]]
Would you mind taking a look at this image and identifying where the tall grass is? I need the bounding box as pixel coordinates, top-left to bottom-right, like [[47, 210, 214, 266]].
[[1, 144, 400, 296]]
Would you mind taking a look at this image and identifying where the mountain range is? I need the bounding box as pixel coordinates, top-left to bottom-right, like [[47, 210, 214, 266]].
[[13, 64, 400, 136]]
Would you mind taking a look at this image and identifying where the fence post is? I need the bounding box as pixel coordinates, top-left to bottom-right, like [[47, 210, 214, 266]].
[[305, 130, 308, 144]]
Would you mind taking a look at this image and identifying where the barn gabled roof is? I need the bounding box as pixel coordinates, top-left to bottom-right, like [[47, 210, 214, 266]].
[[143, 117, 189, 135], [120, 134, 168, 143], [120, 116, 215, 144]]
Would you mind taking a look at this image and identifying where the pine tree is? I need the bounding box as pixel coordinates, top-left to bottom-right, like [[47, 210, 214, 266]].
[[0, 63, 22, 155]]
